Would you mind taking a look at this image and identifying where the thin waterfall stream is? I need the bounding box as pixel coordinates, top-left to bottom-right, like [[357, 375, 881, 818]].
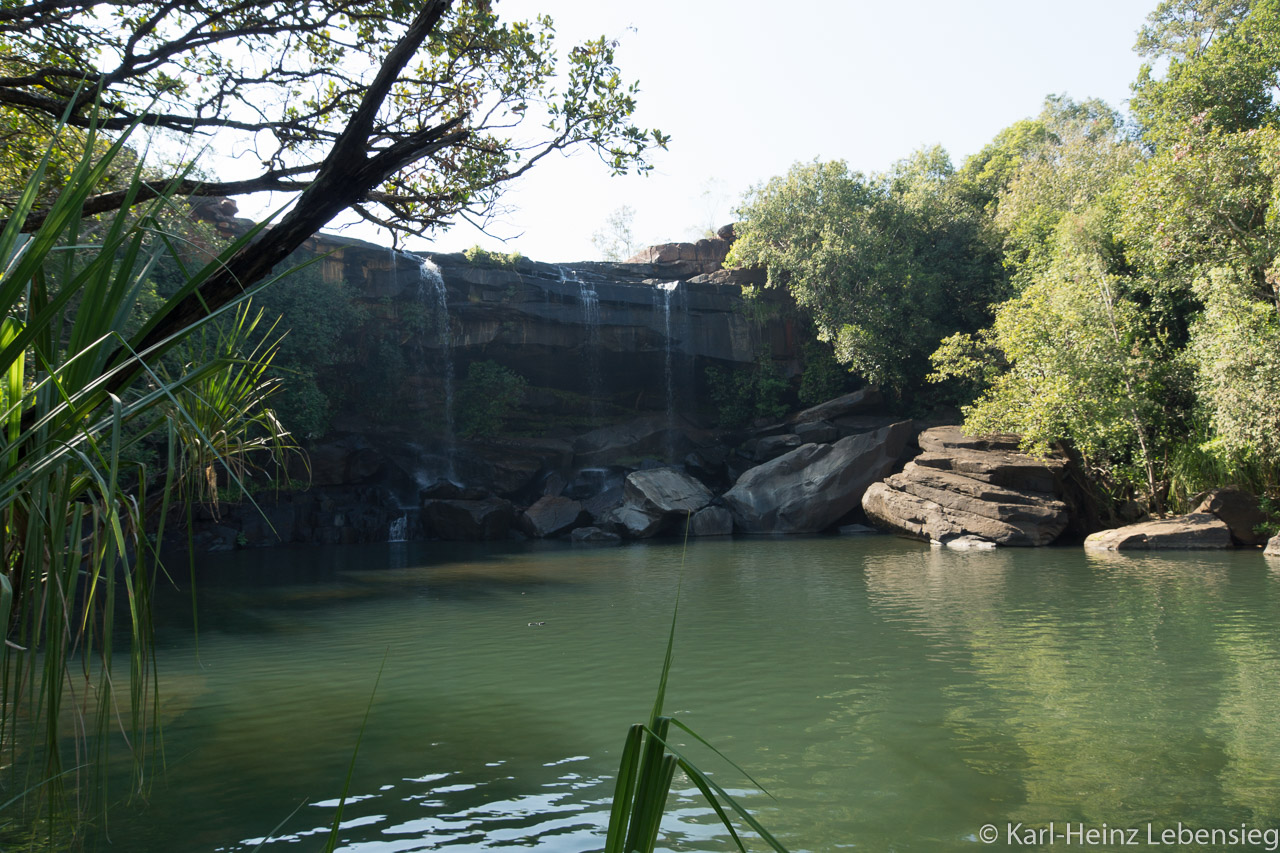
[[418, 256, 456, 481]]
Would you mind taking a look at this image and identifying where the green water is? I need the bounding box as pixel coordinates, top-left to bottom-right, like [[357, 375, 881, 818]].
[[91, 536, 1280, 852]]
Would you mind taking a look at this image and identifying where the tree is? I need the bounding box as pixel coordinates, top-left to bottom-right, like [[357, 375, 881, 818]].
[[0, 1, 666, 234], [592, 204, 639, 261], [931, 212, 1181, 507], [1131, 0, 1280, 145], [727, 152, 1004, 399], [0, 0, 666, 410]]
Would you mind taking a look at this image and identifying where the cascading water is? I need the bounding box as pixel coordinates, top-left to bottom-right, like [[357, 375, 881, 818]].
[[417, 257, 456, 481], [387, 513, 409, 542], [561, 266, 603, 421], [654, 281, 680, 461]]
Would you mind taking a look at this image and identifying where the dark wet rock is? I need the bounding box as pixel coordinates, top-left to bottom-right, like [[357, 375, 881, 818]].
[[1083, 513, 1232, 551], [612, 467, 715, 538], [690, 506, 734, 537], [790, 388, 883, 425], [519, 495, 586, 539], [239, 504, 297, 546], [684, 447, 730, 489], [837, 524, 880, 536], [749, 433, 803, 463], [861, 426, 1072, 547], [832, 414, 904, 439], [421, 497, 515, 541], [540, 471, 568, 497], [724, 421, 914, 534], [582, 484, 625, 526], [793, 420, 839, 444], [305, 436, 387, 486], [571, 526, 622, 545], [1195, 487, 1270, 546], [572, 414, 698, 469], [194, 524, 239, 552]]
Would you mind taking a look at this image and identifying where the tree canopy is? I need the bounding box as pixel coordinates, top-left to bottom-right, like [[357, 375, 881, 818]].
[[0, 0, 666, 403], [0, 0, 666, 235], [727, 151, 1005, 399]]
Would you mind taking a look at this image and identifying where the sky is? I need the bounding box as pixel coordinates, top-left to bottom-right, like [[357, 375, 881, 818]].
[[238, 0, 1162, 263]]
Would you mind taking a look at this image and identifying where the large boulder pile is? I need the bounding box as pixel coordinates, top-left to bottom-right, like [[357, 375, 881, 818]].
[[723, 421, 913, 534], [861, 426, 1072, 547]]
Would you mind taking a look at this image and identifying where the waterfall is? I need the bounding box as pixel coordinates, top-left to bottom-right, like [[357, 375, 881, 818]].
[[387, 513, 409, 542], [561, 266, 603, 421], [417, 257, 456, 481], [655, 281, 680, 461]]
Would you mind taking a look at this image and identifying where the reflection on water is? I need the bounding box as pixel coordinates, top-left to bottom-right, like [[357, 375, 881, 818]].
[[91, 538, 1280, 852]]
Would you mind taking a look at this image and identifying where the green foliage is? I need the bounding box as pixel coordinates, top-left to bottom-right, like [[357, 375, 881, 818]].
[[0, 115, 294, 836], [462, 245, 523, 268], [706, 349, 789, 428], [991, 96, 1140, 290], [931, 202, 1185, 506], [798, 339, 853, 406], [250, 261, 360, 439], [1131, 0, 1280, 146], [0, 2, 668, 239], [728, 151, 1005, 398], [1186, 266, 1280, 467], [455, 360, 527, 438]]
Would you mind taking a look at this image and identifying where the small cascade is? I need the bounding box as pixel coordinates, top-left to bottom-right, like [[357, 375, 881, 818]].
[[655, 281, 680, 460], [387, 513, 410, 543], [417, 257, 456, 480], [561, 265, 603, 420]]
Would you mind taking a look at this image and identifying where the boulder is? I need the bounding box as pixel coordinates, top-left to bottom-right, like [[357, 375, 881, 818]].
[[1083, 513, 1232, 551], [793, 420, 839, 444], [723, 421, 913, 534], [1195, 487, 1269, 546], [1266, 534, 1280, 557], [861, 425, 1071, 547], [611, 468, 714, 538], [684, 448, 729, 489], [690, 506, 733, 537], [422, 497, 515, 541], [749, 433, 803, 463], [941, 535, 997, 550], [789, 388, 883, 425], [572, 414, 695, 469], [570, 526, 622, 545], [519, 495, 585, 538]]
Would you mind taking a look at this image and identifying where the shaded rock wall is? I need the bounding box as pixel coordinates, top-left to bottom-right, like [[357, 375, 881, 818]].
[[303, 234, 797, 445]]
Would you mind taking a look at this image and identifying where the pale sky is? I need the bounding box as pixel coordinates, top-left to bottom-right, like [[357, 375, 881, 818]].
[[240, 0, 1161, 263]]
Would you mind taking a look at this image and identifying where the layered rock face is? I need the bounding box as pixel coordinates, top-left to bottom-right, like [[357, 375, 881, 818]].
[[861, 426, 1072, 547], [316, 239, 790, 444]]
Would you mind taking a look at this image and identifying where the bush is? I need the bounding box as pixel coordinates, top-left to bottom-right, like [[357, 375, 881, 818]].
[[456, 360, 527, 438], [798, 340, 853, 406], [706, 349, 789, 428]]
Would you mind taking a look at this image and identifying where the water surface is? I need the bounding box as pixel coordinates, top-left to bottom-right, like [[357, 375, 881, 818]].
[[95, 537, 1280, 851]]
